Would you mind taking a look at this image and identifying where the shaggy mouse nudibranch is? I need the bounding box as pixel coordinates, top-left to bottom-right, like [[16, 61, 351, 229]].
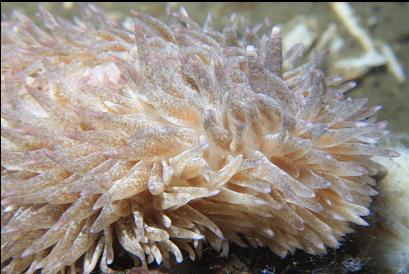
[[1, 5, 398, 274]]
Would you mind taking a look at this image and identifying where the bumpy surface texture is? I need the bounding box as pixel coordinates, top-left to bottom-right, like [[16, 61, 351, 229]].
[[1, 5, 397, 274]]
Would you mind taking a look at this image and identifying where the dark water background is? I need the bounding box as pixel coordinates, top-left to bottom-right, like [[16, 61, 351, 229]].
[[2, 3, 408, 274]]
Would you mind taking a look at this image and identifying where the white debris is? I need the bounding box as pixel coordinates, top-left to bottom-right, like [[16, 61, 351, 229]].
[[329, 36, 345, 55], [282, 16, 318, 55], [373, 144, 409, 273], [329, 2, 406, 83], [333, 51, 386, 80], [330, 2, 377, 53], [63, 2, 74, 10], [378, 42, 406, 83], [315, 23, 338, 52]]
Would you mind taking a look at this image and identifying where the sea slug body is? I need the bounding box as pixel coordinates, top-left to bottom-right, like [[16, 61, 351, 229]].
[[0, 5, 398, 274]]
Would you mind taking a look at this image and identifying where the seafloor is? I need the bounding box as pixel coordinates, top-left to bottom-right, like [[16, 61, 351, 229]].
[[1, 3, 408, 274]]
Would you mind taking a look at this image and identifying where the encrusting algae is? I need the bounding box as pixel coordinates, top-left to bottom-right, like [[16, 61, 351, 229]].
[[0, 5, 399, 274]]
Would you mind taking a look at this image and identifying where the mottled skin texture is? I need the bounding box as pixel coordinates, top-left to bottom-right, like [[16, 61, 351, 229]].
[[1, 5, 397, 274]]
